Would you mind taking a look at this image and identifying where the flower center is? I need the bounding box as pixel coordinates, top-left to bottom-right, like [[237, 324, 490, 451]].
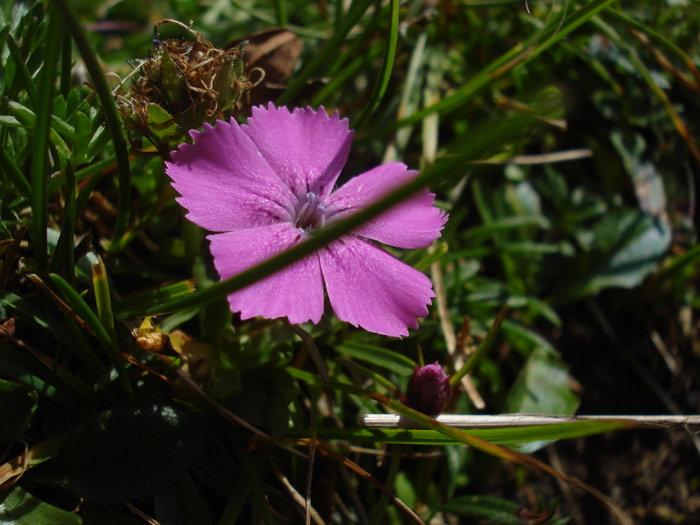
[[295, 191, 327, 232]]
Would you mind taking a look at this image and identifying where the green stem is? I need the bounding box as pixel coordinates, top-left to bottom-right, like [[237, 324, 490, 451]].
[[31, 1, 62, 272], [450, 304, 509, 387], [275, 0, 288, 26]]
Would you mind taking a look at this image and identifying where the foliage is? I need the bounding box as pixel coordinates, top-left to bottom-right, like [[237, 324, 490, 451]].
[[0, 0, 698, 523]]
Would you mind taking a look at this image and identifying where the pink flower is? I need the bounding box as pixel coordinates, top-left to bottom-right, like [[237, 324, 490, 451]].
[[165, 104, 447, 337], [405, 362, 452, 414]]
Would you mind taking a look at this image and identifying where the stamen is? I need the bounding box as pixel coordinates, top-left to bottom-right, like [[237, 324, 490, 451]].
[[294, 191, 327, 232]]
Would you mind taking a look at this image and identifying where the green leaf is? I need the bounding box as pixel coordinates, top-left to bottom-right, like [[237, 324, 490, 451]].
[[0, 486, 82, 524], [146, 103, 182, 150], [0, 379, 38, 440], [303, 419, 633, 446], [48, 273, 132, 397], [506, 347, 579, 452], [51, 404, 205, 503], [566, 210, 671, 302]]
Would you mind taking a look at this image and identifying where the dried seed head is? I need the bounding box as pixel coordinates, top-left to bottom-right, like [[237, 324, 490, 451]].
[[117, 20, 252, 157]]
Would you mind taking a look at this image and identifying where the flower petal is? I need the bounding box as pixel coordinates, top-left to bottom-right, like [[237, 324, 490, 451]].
[[325, 162, 447, 248], [208, 224, 324, 324], [319, 237, 435, 337], [166, 119, 295, 232], [242, 104, 354, 199]]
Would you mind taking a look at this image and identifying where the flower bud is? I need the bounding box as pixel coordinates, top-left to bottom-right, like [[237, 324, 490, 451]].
[[405, 362, 452, 415]]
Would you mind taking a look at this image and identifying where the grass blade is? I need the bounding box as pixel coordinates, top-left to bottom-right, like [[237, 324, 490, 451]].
[[31, 1, 62, 271]]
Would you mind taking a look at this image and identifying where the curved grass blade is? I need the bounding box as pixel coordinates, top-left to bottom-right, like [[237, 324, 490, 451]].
[[354, 0, 400, 127], [0, 348, 90, 415], [47, 273, 132, 398], [4, 32, 39, 109], [0, 142, 32, 199], [336, 342, 415, 376], [0, 289, 105, 375], [91, 256, 118, 345], [113, 280, 196, 319], [451, 304, 509, 387]]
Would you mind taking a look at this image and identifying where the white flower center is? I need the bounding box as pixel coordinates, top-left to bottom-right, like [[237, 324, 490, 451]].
[[295, 191, 327, 232]]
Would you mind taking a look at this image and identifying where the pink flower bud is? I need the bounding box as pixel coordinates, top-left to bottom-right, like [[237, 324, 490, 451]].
[[405, 362, 452, 414]]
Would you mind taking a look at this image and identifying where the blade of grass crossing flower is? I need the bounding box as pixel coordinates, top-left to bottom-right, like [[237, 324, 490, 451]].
[[53, 0, 131, 253], [451, 304, 509, 387], [127, 109, 542, 319], [277, 0, 377, 105], [31, 1, 62, 272], [48, 273, 132, 399], [354, 0, 400, 127], [4, 33, 39, 109]]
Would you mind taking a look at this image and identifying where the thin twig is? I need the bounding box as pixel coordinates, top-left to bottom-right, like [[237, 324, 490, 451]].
[[359, 413, 700, 431]]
